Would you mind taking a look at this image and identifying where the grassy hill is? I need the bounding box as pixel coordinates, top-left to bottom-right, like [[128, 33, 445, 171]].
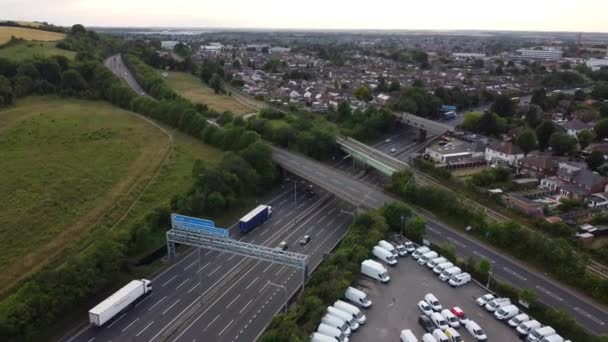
[[0, 26, 65, 44], [0, 40, 75, 61], [0, 96, 222, 294], [162, 70, 253, 116]]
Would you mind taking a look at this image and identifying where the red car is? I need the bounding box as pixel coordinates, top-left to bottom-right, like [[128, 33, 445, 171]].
[[451, 306, 468, 325]]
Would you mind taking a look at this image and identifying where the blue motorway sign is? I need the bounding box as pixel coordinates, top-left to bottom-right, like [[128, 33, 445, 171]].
[[171, 214, 230, 238]]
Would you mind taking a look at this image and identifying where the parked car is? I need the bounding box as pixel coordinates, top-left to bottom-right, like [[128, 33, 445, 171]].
[[344, 287, 371, 308], [539, 335, 564, 342], [426, 257, 447, 270], [433, 262, 454, 274], [403, 240, 416, 253], [475, 294, 495, 306], [508, 313, 530, 328], [422, 333, 437, 342], [417, 300, 434, 317], [465, 320, 487, 341], [424, 293, 442, 311], [417, 251, 439, 265], [527, 326, 556, 342], [439, 266, 461, 281], [327, 306, 359, 331], [418, 315, 435, 333], [299, 235, 311, 245], [433, 329, 449, 342], [448, 272, 471, 287], [334, 300, 366, 324], [400, 329, 418, 342], [441, 309, 460, 329], [450, 307, 468, 325], [317, 323, 348, 342], [485, 298, 510, 312], [516, 320, 541, 336], [444, 327, 463, 342], [430, 312, 449, 330], [412, 246, 431, 259], [321, 314, 351, 336], [494, 304, 520, 320]]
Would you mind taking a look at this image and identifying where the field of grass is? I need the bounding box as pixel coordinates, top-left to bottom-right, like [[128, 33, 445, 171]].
[[0, 26, 65, 44], [162, 70, 253, 116], [0, 40, 75, 61], [0, 96, 175, 293]]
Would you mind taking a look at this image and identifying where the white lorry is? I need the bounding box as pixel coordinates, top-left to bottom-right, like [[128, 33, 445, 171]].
[[89, 279, 152, 326]]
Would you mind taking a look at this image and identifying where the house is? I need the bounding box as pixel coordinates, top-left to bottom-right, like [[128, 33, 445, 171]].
[[588, 192, 608, 208], [503, 194, 544, 216], [516, 155, 559, 178], [425, 139, 485, 164], [485, 141, 524, 166], [559, 119, 593, 137], [540, 162, 608, 199]]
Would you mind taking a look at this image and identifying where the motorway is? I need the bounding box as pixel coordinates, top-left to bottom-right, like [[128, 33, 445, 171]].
[[271, 146, 608, 335], [65, 181, 355, 342], [104, 54, 147, 97]]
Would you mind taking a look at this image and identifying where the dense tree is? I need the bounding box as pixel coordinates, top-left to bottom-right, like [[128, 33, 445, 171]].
[[475, 112, 505, 136], [577, 129, 594, 150], [530, 88, 547, 109], [600, 103, 608, 118], [536, 120, 558, 151], [389, 80, 401, 92], [380, 202, 412, 233], [71, 24, 86, 34], [490, 94, 517, 117], [0, 75, 14, 106], [525, 105, 542, 128], [549, 132, 578, 156], [460, 111, 482, 131], [209, 74, 223, 94], [353, 85, 372, 101], [405, 216, 426, 243], [587, 150, 605, 170], [595, 119, 608, 140], [516, 129, 538, 155], [60, 69, 87, 93], [336, 100, 352, 121]]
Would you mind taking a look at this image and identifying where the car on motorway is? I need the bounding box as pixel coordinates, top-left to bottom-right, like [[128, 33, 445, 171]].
[[465, 320, 487, 341], [450, 307, 468, 325], [385, 138, 392, 143], [424, 293, 442, 311], [475, 293, 495, 306], [278, 241, 288, 250], [418, 315, 435, 333], [390, 148, 397, 153], [299, 235, 311, 245], [417, 300, 434, 317]]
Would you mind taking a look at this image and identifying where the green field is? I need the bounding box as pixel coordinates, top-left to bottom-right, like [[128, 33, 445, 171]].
[[0, 26, 65, 44], [0, 96, 223, 294], [0, 40, 75, 61], [162, 70, 253, 116]]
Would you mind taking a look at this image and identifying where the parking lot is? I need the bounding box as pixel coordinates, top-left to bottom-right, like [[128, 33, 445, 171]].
[[349, 256, 516, 342]]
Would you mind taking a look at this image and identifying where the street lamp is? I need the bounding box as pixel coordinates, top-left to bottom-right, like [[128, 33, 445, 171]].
[[267, 281, 288, 313], [285, 178, 306, 209], [486, 271, 492, 289], [400, 215, 404, 238]]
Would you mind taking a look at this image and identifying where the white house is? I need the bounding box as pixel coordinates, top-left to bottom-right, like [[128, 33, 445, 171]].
[[559, 119, 593, 137], [485, 141, 524, 166]]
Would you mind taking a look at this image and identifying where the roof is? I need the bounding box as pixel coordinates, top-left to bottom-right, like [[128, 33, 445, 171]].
[[573, 169, 607, 188], [240, 205, 268, 222], [518, 155, 558, 170], [89, 280, 143, 315], [560, 119, 593, 131], [487, 141, 523, 155]]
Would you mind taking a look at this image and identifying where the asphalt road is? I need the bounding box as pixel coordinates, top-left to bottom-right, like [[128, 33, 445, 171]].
[[65, 180, 354, 342], [271, 147, 608, 335], [104, 54, 147, 96]]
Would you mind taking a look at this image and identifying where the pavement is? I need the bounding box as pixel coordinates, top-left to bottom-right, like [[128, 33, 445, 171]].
[[271, 147, 608, 335], [350, 256, 514, 342], [64, 180, 355, 342], [104, 54, 147, 96]]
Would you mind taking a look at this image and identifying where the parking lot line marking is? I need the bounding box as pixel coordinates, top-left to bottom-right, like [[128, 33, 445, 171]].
[[148, 296, 167, 312], [161, 299, 180, 315], [122, 318, 139, 332], [575, 307, 606, 325], [136, 321, 154, 337], [219, 319, 234, 336], [240, 299, 254, 314], [535, 286, 563, 301]]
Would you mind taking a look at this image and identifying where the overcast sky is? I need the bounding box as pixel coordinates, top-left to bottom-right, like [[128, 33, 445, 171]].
[[3, 0, 607, 32]]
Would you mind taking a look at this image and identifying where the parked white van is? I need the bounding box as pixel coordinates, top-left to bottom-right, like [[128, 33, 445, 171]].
[[465, 320, 487, 341], [412, 246, 430, 259], [433, 329, 449, 342], [360, 259, 390, 283], [373, 245, 398, 266], [448, 272, 471, 287], [516, 320, 541, 336], [394, 242, 408, 256], [430, 312, 449, 330], [422, 333, 437, 342], [494, 304, 519, 320], [540, 335, 564, 342], [321, 314, 351, 336], [424, 293, 443, 311], [404, 240, 416, 253], [441, 309, 460, 328], [378, 240, 398, 258], [334, 300, 366, 324], [508, 313, 530, 328], [400, 329, 418, 342], [344, 287, 371, 308], [527, 326, 556, 342], [311, 332, 338, 342], [418, 251, 439, 265], [327, 306, 359, 331], [439, 266, 461, 281], [317, 323, 349, 342], [433, 262, 454, 274], [484, 298, 510, 312], [427, 257, 447, 269]]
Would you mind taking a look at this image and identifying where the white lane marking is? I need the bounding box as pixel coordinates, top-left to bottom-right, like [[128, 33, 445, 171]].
[[259, 229, 268, 237], [219, 319, 234, 336], [326, 218, 336, 227], [187, 282, 200, 294], [209, 265, 222, 276], [227, 294, 241, 309], [122, 318, 139, 332], [327, 208, 336, 216], [258, 282, 268, 294], [317, 215, 327, 223], [275, 265, 286, 276], [184, 260, 198, 271], [240, 299, 254, 314], [503, 267, 527, 281], [263, 263, 273, 273], [106, 313, 127, 328], [536, 286, 563, 301], [162, 299, 181, 316], [134, 294, 153, 307], [136, 321, 154, 337], [227, 254, 236, 262], [162, 275, 178, 287], [87, 338, 95, 342], [203, 314, 221, 331], [472, 251, 495, 263], [176, 278, 190, 290], [148, 296, 167, 312], [245, 276, 259, 289], [196, 262, 210, 273], [446, 237, 466, 248], [574, 307, 606, 325]]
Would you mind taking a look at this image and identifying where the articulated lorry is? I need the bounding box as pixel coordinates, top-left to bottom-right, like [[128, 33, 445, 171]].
[[239, 205, 272, 233], [88, 279, 152, 326]]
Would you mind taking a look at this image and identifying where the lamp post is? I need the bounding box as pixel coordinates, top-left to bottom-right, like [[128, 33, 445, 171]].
[[486, 271, 492, 289], [285, 178, 306, 209], [267, 281, 288, 313], [400, 215, 404, 238]]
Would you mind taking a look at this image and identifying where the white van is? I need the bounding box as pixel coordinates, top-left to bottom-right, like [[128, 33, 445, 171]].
[[427, 257, 447, 269], [393, 242, 408, 256], [433, 329, 449, 342], [422, 333, 437, 342], [430, 312, 449, 330], [441, 309, 460, 328], [465, 320, 487, 341], [344, 287, 371, 308], [494, 304, 519, 320], [418, 251, 439, 265], [322, 314, 351, 336], [448, 272, 471, 287], [327, 306, 359, 331], [311, 332, 338, 342], [373, 246, 398, 266], [433, 262, 453, 274], [400, 329, 418, 342], [540, 335, 564, 342], [334, 300, 366, 324], [412, 246, 430, 259], [485, 298, 510, 312], [424, 293, 442, 311], [404, 240, 416, 253], [317, 323, 349, 342], [517, 320, 541, 336], [508, 313, 530, 328], [439, 266, 461, 281], [527, 326, 556, 342], [360, 259, 390, 283], [378, 240, 398, 258]]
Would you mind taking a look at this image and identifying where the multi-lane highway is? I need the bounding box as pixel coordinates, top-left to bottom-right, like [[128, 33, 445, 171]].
[[65, 181, 355, 342], [271, 146, 608, 334], [104, 54, 147, 96]]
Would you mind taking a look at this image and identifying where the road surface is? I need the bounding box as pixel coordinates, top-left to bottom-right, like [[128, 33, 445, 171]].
[[104, 54, 147, 96]]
